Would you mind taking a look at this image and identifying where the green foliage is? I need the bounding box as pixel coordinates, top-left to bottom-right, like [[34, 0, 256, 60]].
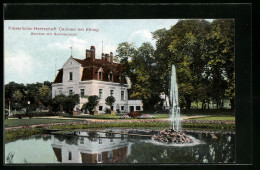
[[5, 81, 53, 111], [115, 42, 161, 109], [4, 118, 84, 128], [49, 121, 172, 130], [12, 90, 23, 103], [105, 96, 116, 110], [84, 95, 99, 113], [5, 128, 44, 143], [52, 94, 79, 114], [38, 85, 51, 108], [151, 19, 234, 109]]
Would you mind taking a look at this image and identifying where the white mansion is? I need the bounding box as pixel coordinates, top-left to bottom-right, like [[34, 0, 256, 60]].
[[52, 46, 143, 113]]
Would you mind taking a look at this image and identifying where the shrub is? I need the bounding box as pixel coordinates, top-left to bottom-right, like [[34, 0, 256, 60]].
[[128, 111, 141, 119], [105, 96, 116, 111], [85, 95, 99, 113]]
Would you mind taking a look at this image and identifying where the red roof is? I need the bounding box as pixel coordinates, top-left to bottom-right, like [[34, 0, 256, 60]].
[[53, 58, 126, 84], [53, 69, 63, 83]]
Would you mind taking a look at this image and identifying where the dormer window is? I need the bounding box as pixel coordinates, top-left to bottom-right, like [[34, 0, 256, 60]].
[[109, 73, 113, 82], [108, 70, 113, 82], [99, 72, 102, 80], [97, 67, 103, 80]]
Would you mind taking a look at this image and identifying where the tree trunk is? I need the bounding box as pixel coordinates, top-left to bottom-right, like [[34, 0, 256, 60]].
[[230, 98, 234, 110], [186, 98, 191, 110]]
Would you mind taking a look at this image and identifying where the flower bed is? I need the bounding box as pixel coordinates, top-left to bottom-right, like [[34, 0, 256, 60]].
[[119, 114, 131, 119], [138, 114, 155, 119], [119, 113, 155, 119]]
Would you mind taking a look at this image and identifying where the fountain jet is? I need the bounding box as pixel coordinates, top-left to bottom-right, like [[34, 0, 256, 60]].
[[169, 65, 181, 132]]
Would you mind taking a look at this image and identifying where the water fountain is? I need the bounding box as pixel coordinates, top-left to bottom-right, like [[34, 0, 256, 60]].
[[152, 65, 193, 144]]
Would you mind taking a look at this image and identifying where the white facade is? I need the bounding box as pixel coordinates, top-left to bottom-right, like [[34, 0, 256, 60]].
[[51, 131, 133, 163], [52, 56, 143, 113]]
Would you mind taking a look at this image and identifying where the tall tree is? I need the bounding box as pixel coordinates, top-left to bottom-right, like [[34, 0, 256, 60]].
[[153, 19, 211, 109], [207, 20, 235, 109], [38, 85, 52, 108]]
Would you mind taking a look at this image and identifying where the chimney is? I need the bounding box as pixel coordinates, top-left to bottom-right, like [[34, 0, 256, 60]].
[[105, 53, 109, 62], [110, 52, 113, 63], [86, 49, 91, 59], [90, 46, 95, 61]]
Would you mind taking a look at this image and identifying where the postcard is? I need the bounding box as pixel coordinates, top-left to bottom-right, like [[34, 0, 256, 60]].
[[4, 19, 235, 165]]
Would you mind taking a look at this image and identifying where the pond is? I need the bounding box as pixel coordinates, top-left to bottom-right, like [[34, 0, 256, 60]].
[[5, 129, 235, 164]]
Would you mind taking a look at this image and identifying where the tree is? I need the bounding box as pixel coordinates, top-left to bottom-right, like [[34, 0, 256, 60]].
[[52, 94, 79, 114], [84, 95, 99, 113], [12, 90, 23, 110], [63, 94, 80, 115], [52, 94, 66, 112], [130, 42, 161, 109], [5, 82, 26, 110], [115, 42, 137, 81], [153, 19, 211, 109], [105, 96, 116, 111], [38, 85, 52, 109], [25, 82, 44, 110], [206, 20, 235, 109]]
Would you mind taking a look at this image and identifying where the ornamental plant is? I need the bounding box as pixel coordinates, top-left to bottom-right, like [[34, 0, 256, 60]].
[[105, 96, 116, 111], [85, 95, 99, 113], [128, 111, 141, 119]]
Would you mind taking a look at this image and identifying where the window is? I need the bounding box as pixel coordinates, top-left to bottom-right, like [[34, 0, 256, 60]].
[[69, 90, 73, 95], [69, 72, 73, 81], [68, 151, 72, 160], [58, 89, 62, 95], [80, 89, 85, 97], [99, 106, 103, 111], [121, 91, 124, 100], [107, 151, 112, 159], [97, 153, 102, 163], [121, 106, 124, 111], [110, 90, 114, 96], [136, 106, 141, 111], [99, 72, 102, 80], [99, 89, 103, 98]]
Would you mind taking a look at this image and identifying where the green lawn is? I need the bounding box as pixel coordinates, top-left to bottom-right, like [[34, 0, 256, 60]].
[[189, 116, 235, 121], [4, 118, 85, 128]]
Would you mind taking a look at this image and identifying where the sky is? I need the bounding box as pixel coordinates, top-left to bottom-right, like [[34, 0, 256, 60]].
[[4, 19, 211, 84]]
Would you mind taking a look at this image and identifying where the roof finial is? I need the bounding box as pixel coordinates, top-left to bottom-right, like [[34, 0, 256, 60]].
[[70, 45, 73, 57]]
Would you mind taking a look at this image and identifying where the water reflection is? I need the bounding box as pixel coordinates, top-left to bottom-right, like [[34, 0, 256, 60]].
[[51, 131, 133, 163], [5, 130, 235, 164], [121, 132, 235, 163]]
